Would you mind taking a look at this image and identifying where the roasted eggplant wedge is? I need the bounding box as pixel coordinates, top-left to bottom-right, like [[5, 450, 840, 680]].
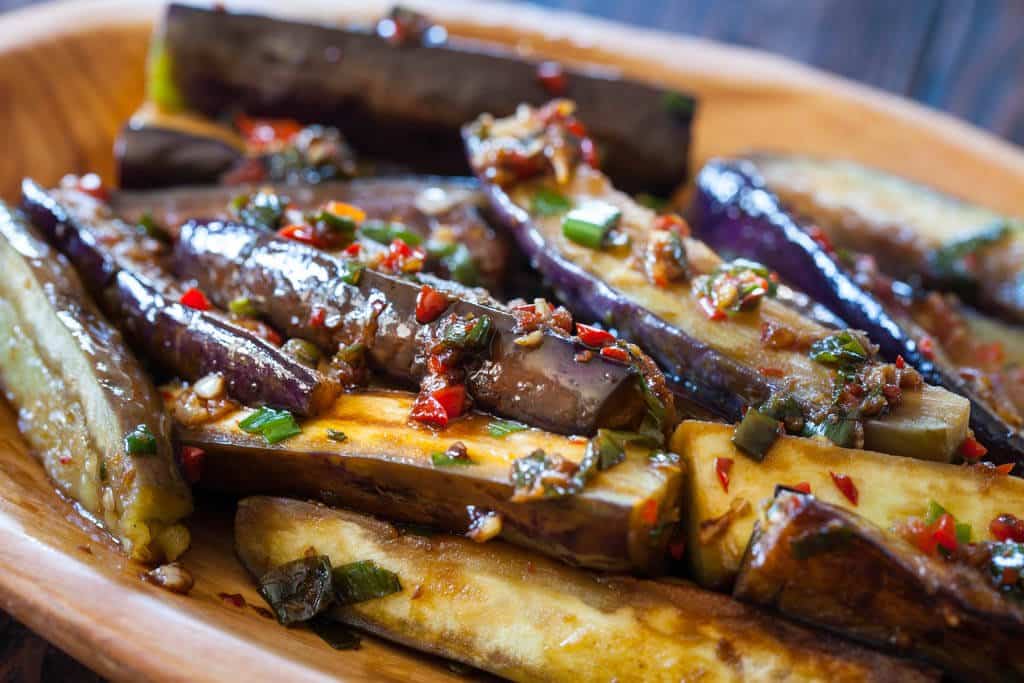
[[734, 489, 1024, 682], [145, 3, 696, 195], [111, 176, 508, 290], [672, 420, 1024, 588], [20, 179, 338, 416], [173, 219, 662, 437], [235, 496, 936, 682], [0, 203, 191, 562], [753, 155, 1024, 325], [171, 387, 681, 573], [691, 158, 1024, 466], [465, 101, 970, 461]]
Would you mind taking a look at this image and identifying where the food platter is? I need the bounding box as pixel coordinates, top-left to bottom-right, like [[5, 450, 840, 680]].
[[0, 1, 1022, 681]]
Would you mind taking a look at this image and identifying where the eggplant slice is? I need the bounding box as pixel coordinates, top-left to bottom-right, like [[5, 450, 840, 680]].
[[173, 388, 682, 573], [690, 158, 1024, 467], [464, 102, 970, 462], [21, 179, 338, 417], [173, 219, 655, 437], [146, 3, 696, 195], [0, 203, 191, 562], [734, 489, 1024, 683], [236, 496, 938, 682]]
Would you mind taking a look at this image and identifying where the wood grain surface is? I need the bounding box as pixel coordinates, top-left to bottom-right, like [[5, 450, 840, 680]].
[[0, 1, 1022, 681]]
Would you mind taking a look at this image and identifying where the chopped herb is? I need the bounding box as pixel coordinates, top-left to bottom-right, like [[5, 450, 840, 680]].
[[487, 419, 528, 438], [232, 190, 286, 232], [807, 416, 858, 448], [310, 209, 358, 239], [308, 617, 362, 650], [789, 520, 853, 560], [445, 243, 479, 286], [258, 555, 334, 625], [332, 561, 402, 605], [562, 201, 621, 249], [694, 259, 779, 316], [339, 259, 365, 285], [326, 429, 348, 443], [732, 409, 779, 461], [228, 296, 260, 317], [442, 315, 493, 351], [136, 212, 170, 242], [282, 338, 322, 367], [581, 429, 628, 474], [431, 451, 475, 467], [358, 220, 423, 246], [928, 221, 1011, 286], [239, 406, 302, 444], [531, 188, 572, 216], [809, 331, 868, 366], [510, 449, 581, 501], [125, 424, 157, 455]]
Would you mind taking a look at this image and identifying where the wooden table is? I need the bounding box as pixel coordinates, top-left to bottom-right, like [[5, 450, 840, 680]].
[[0, 0, 1020, 680]]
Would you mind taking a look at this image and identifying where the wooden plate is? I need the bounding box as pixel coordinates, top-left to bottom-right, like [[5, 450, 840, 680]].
[[0, 1, 1022, 681]]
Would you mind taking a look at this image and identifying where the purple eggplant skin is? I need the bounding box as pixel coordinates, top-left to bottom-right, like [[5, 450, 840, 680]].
[[20, 180, 337, 417], [174, 220, 648, 436], [115, 121, 242, 190], [111, 176, 509, 292], [690, 159, 1024, 466], [154, 3, 695, 196]]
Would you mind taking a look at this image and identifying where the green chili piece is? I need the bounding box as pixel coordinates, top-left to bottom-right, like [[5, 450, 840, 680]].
[[732, 409, 780, 461], [562, 201, 621, 249], [531, 188, 572, 216], [125, 424, 157, 455], [487, 419, 528, 438], [332, 561, 402, 605], [228, 296, 260, 317]]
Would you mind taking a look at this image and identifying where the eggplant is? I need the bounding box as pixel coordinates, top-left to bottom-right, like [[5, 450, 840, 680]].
[[690, 158, 1024, 466], [672, 420, 1024, 588], [752, 155, 1024, 325], [236, 497, 938, 682], [21, 180, 338, 417], [173, 219, 656, 437], [173, 388, 683, 573], [464, 103, 970, 462], [148, 3, 695, 195], [734, 489, 1024, 682], [111, 176, 509, 291], [0, 203, 192, 562]]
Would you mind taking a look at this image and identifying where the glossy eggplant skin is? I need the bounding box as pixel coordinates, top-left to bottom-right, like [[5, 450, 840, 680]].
[[21, 180, 336, 416], [174, 220, 646, 436], [115, 122, 242, 190], [112, 176, 509, 291], [735, 490, 1024, 683], [691, 160, 1024, 467], [155, 3, 695, 195]]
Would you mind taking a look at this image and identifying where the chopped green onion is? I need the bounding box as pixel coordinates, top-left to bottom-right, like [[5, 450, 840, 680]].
[[809, 331, 868, 366], [326, 429, 348, 443], [239, 406, 302, 444], [955, 522, 972, 545], [924, 500, 948, 525], [358, 220, 423, 246], [445, 243, 479, 286], [442, 315, 493, 350], [332, 561, 402, 605], [282, 338, 322, 367], [136, 212, 170, 242], [530, 188, 572, 216], [487, 419, 528, 438], [561, 201, 621, 249], [228, 296, 260, 317], [233, 190, 286, 232], [430, 451, 475, 467], [124, 424, 157, 455], [340, 259, 365, 285], [815, 417, 857, 448], [257, 556, 334, 625], [311, 209, 358, 237], [588, 430, 627, 471], [732, 409, 779, 461]]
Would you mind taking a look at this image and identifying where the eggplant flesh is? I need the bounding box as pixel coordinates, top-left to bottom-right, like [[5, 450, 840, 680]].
[[734, 490, 1024, 683], [153, 3, 695, 195], [464, 111, 969, 462], [691, 159, 1024, 467], [176, 388, 683, 573], [173, 220, 648, 436], [20, 180, 337, 417], [112, 175, 509, 292], [236, 496, 936, 683], [0, 203, 191, 562]]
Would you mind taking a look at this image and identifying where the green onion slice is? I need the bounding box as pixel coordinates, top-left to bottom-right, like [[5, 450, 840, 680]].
[[332, 561, 402, 605]]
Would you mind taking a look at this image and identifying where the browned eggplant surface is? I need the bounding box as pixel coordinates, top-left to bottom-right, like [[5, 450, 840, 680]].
[[735, 489, 1024, 683]]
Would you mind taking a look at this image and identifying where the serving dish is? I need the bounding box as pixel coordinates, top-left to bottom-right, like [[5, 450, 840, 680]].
[[2, 1, 1024, 681]]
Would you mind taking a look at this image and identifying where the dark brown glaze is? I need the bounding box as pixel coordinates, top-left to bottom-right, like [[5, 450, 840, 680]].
[[115, 122, 243, 190], [735, 490, 1024, 682], [20, 180, 336, 416], [111, 176, 509, 291], [174, 220, 647, 436], [157, 3, 695, 195]]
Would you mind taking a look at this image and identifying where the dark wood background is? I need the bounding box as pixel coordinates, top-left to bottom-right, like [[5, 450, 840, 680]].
[[0, 0, 1022, 680]]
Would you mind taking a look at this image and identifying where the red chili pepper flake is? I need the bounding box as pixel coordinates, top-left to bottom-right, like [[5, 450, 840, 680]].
[[599, 346, 630, 363], [804, 225, 834, 253], [431, 385, 466, 420], [931, 513, 959, 553], [959, 436, 988, 461], [59, 454, 72, 465], [653, 213, 691, 236], [895, 354, 906, 369], [976, 341, 1005, 367], [536, 61, 567, 96], [714, 457, 733, 493], [882, 383, 902, 402], [344, 242, 362, 257], [410, 385, 466, 429], [277, 223, 323, 248], [640, 499, 659, 526], [179, 287, 211, 311], [218, 592, 246, 608], [236, 114, 302, 148], [575, 322, 615, 348], [829, 471, 859, 505], [1002, 568, 1020, 586], [415, 285, 449, 324], [308, 307, 327, 328], [758, 366, 785, 378], [565, 119, 588, 138], [76, 173, 110, 202], [996, 463, 1015, 476], [668, 535, 686, 561], [918, 335, 935, 360], [990, 513, 1024, 542], [791, 481, 812, 494], [180, 446, 205, 484], [698, 296, 727, 321]]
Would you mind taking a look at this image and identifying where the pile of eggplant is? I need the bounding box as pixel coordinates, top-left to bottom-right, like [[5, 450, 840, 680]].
[[0, 4, 1022, 682]]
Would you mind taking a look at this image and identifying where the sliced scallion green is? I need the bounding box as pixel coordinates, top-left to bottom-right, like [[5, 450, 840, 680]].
[[340, 260, 365, 285], [358, 220, 423, 246], [430, 451, 474, 467], [124, 424, 157, 455], [531, 188, 572, 216], [239, 406, 302, 444], [487, 419, 528, 438], [561, 201, 621, 249]]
